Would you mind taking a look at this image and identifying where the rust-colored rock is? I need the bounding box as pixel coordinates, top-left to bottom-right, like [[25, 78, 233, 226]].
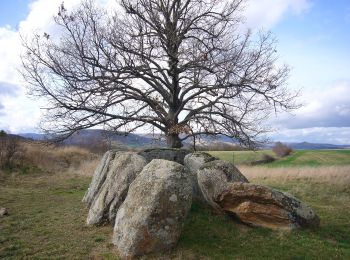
[[197, 160, 249, 211], [215, 182, 320, 230]]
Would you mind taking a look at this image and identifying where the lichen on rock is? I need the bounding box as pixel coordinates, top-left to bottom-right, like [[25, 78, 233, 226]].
[[112, 159, 192, 258], [86, 152, 147, 225]]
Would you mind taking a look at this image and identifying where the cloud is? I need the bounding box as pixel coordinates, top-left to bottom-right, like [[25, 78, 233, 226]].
[[0, 102, 4, 113], [0, 81, 18, 96], [244, 0, 312, 29], [0, 26, 20, 83], [274, 81, 350, 129], [0, 0, 113, 133], [269, 127, 350, 145]]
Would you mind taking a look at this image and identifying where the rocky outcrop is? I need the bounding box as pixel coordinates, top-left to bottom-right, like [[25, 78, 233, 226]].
[[184, 152, 217, 201], [113, 159, 192, 258], [197, 160, 249, 211], [0, 207, 8, 217], [86, 152, 147, 225], [82, 149, 320, 258], [138, 148, 191, 164], [82, 150, 119, 206], [197, 160, 319, 230], [215, 182, 320, 230]]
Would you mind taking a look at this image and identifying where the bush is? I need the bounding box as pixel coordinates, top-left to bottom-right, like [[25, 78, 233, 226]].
[[272, 142, 293, 157], [250, 153, 276, 165], [261, 153, 276, 162], [0, 130, 23, 168]]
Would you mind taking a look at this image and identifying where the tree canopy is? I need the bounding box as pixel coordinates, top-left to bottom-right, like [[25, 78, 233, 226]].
[[21, 0, 297, 148]]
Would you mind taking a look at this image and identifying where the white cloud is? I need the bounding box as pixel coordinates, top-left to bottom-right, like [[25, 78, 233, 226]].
[[244, 0, 312, 29], [0, 27, 20, 83], [269, 127, 350, 145], [0, 0, 125, 133], [272, 81, 350, 129]]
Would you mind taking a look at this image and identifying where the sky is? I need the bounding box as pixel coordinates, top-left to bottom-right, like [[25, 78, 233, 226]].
[[0, 0, 349, 144]]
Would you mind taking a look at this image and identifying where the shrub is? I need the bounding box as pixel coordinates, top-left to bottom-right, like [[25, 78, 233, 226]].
[[250, 153, 276, 165], [0, 131, 23, 168], [272, 142, 293, 157], [261, 153, 276, 162]]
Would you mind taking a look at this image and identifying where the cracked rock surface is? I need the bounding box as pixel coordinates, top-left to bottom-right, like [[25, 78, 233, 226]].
[[86, 152, 147, 225], [215, 182, 320, 230], [83, 149, 320, 258], [113, 159, 192, 258]]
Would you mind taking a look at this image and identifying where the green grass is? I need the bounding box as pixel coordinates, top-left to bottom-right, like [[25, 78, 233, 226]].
[[209, 150, 275, 165], [209, 149, 350, 167], [1, 171, 350, 259], [0, 172, 117, 259]]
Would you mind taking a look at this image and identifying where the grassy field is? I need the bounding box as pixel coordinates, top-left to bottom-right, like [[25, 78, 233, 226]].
[[209, 149, 350, 167], [1, 165, 350, 259], [1, 147, 350, 259]]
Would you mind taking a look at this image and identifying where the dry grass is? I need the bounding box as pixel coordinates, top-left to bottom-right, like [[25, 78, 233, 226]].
[[8, 141, 99, 175], [1, 150, 350, 258], [67, 158, 100, 176], [238, 166, 350, 207], [238, 165, 350, 185]]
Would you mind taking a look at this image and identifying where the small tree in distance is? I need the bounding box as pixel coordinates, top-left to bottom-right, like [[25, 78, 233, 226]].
[[21, 0, 298, 148], [272, 142, 293, 157], [0, 130, 22, 168]]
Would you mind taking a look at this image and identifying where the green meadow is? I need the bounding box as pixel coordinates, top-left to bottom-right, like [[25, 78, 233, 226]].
[[1, 148, 350, 259], [209, 149, 350, 167]]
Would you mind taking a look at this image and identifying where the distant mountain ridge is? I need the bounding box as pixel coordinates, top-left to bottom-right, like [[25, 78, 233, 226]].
[[19, 130, 166, 148], [18, 130, 349, 150]]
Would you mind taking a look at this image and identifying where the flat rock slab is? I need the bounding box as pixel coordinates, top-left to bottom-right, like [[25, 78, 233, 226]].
[[138, 148, 191, 165], [216, 182, 320, 230], [184, 152, 218, 201], [197, 160, 249, 211], [113, 159, 192, 258], [82, 150, 119, 206], [87, 152, 147, 225]]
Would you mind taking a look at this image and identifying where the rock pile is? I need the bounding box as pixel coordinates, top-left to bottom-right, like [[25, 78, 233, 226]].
[[83, 149, 320, 258]]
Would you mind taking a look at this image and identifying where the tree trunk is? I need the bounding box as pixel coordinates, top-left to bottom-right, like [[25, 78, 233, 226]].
[[167, 134, 183, 148]]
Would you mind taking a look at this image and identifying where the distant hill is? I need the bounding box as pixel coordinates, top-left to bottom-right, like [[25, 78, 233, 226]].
[[62, 129, 165, 148], [18, 133, 49, 140], [17, 130, 349, 150], [287, 142, 349, 150], [18, 130, 166, 149], [263, 141, 349, 150]]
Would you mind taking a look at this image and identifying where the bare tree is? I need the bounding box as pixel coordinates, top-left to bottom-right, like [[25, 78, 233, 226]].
[[21, 0, 297, 148]]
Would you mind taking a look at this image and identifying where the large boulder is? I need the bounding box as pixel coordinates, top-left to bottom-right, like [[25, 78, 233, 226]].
[[138, 148, 191, 164], [184, 152, 217, 201], [215, 182, 320, 230], [82, 150, 119, 206], [197, 160, 249, 211], [86, 152, 147, 225], [113, 159, 192, 258]]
